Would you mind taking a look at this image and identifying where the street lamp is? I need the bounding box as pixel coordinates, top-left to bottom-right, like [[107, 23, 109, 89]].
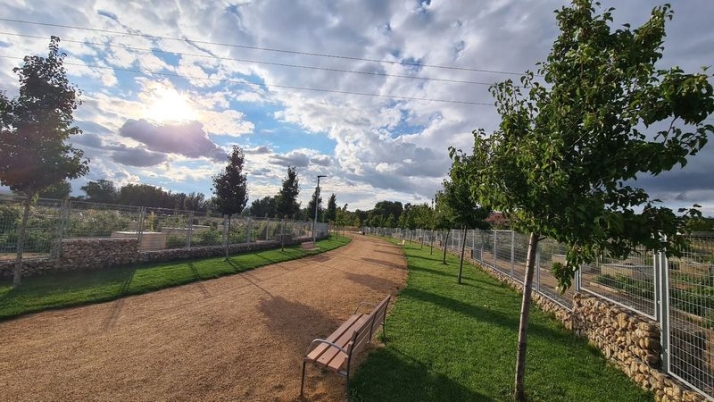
[[313, 175, 327, 244]]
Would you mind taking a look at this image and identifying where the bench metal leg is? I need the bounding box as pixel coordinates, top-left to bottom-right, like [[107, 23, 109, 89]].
[[300, 360, 307, 396]]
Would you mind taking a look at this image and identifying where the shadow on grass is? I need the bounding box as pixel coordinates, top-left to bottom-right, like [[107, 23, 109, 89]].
[[351, 347, 496, 402], [403, 287, 566, 340]]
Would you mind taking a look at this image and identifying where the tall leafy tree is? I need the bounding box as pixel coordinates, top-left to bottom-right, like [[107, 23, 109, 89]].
[[460, 2, 714, 399], [306, 187, 323, 222], [81, 180, 118, 204], [275, 166, 300, 219], [0, 37, 90, 286], [443, 156, 491, 283], [212, 146, 248, 259], [38, 180, 72, 199], [248, 196, 277, 218], [325, 193, 337, 223]]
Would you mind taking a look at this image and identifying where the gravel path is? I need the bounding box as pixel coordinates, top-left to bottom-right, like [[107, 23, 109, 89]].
[[0, 234, 407, 402]]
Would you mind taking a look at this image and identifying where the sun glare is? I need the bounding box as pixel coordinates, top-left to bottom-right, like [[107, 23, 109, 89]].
[[143, 84, 198, 124]]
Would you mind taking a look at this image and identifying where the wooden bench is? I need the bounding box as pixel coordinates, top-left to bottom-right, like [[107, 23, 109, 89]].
[[300, 295, 391, 397], [301, 241, 315, 250]]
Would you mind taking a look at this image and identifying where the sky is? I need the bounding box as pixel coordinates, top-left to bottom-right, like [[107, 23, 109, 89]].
[[0, 0, 713, 214]]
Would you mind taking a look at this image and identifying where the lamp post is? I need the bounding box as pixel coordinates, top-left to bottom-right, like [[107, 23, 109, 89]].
[[313, 175, 326, 244]]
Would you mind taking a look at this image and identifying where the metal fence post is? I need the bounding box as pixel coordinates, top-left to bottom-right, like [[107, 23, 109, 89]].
[[493, 230, 497, 269], [187, 211, 194, 250], [535, 240, 541, 291], [657, 249, 671, 373], [137, 206, 146, 246], [510, 230, 515, 276]]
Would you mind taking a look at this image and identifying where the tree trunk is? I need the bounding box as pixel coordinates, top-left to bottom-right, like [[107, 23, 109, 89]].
[[420, 231, 424, 249], [514, 232, 539, 401], [442, 230, 450, 264], [429, 229, 434, 255], [224, 215, 231, 261], [13, 194, 33, 287], [458, 226, 467, 284]]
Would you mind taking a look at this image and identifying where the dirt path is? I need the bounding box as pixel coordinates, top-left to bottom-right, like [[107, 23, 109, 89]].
[[0, 235, 407, 402]]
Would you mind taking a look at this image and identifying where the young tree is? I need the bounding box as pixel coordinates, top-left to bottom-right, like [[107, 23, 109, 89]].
[[212, 145, 249, 259], [443, 156, 491, 284], [326, 193, 337, 223], [275, 166, 300, 219], [460, 2, 714, 400], [0, 37, 90, 286], [433, 191, 454, 264]]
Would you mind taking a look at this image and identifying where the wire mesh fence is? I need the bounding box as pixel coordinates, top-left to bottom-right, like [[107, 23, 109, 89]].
[[366, 226, 714, 399], [0, 197, 323, 259], [580, 247, 656, 319], [667, 233, 714, 397], [0, 198, 64, 260]]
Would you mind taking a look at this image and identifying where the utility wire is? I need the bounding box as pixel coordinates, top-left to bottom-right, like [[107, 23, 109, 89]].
[[0, 55, 494, 106], [0, 17, 530, 76], [1, 32, 502, 87]]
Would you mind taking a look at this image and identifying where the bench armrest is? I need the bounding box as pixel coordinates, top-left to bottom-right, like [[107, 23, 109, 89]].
[[304, 338, 350, 357]]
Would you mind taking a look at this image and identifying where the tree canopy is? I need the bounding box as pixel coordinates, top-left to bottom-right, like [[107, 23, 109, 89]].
[[0, 36, 90, 286], [326, 193, 337, 223], [212, 146, 248, 217], [275, 166, 300, 219], [455, 1, 714, 399]]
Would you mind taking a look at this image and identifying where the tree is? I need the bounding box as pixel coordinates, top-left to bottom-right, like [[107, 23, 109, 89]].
[[326, 193, 337, 223], [38, 180, 71, 199], [275, 166, 300, 219], [306, 187, 323, 223], [248, 196, 277, 218], [183, 191, 206, 211], [443, 158, 491, 283], [433, 191, 454, 264], [0, 37, 90, 286], [460, 2, 714, 400], [212, 145, 249, 259], [84, 180, 113, 203]]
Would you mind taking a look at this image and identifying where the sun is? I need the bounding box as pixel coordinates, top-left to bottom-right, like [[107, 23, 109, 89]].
[[143, 83, 198, 124]]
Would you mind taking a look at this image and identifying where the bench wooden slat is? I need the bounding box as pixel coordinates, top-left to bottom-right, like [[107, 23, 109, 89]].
[[306, 314, 364, 363], [301, 294, 391, 397], [326, 315, 375, 371], [314, 318, 367, 367]]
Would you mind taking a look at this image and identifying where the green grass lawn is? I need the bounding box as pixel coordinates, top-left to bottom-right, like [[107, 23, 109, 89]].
[[0, 235, 350, 321], [350, 239, 652, 402]]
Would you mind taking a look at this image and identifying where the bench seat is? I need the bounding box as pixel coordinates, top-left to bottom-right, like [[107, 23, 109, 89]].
[[300, 295, 391, 397]]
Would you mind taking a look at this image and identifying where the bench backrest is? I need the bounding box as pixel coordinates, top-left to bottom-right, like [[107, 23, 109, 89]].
[[367, 295, 390, 340], [347, 295, 390, 357]]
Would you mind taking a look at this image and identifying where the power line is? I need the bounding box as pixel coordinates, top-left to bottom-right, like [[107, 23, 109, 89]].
[[0, 55, 494, 106], [0, 17, 529, 76], [1, 32, 502, 87]]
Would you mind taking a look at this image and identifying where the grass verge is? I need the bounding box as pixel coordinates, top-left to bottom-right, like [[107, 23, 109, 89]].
[[350, 239, 652, 402], [0, 235, 350, 321]]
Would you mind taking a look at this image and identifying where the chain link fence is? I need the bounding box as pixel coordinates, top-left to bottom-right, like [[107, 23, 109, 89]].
[[0, 197, 324, 260], [365, 226, 714, 399]]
